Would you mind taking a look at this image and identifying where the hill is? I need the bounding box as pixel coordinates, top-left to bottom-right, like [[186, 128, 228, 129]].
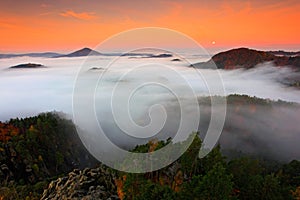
[[56, 47, 102, 57], [192, 48, 300, 69], [0, 48, 101, 59], [9, 63, 45, 69], [1, 96, 300, 199], [0, 52, 62, 59], [267, 50, 300, 57], [0, 112, 97, 198]]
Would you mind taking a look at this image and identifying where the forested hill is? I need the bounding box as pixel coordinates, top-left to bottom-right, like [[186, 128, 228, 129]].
[[0, 112, 98, 198], [1, 97, 300, 199], [192, 48, 300, 69]]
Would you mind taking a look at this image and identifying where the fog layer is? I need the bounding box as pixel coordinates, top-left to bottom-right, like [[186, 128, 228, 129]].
[[1, 54, 300, 161]]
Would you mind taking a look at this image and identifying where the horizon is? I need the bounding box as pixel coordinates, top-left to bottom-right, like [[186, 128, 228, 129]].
[[1, 45, 299, 55]]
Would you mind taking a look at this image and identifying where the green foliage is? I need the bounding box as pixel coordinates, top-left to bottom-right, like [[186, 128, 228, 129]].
[[122, 135, 298, 200], [198, 163, 233, 200], [279, 160, 300, 186], [199, 144, 226, 174], [178, 133, 202, 178], [228, 157, 264, 199], [261, 174, 284, 200], [0, 112, 98, 199], [1, 112, 300, 200], [180, 164, 233, 200], [55, 152, 64, 171], [136, 180, 176, 200]]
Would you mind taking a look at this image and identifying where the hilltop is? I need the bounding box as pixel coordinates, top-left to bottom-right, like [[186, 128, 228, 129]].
[[56, 47, 102, 58], [192, 48, 300, 69], [9, 63, 45, 69]]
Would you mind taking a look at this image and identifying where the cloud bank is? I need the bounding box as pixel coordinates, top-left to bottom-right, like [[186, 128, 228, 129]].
[[1, 54, 300, 161]]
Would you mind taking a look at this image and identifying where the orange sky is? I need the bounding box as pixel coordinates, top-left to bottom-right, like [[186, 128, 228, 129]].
[[0, 0, 299, 53]]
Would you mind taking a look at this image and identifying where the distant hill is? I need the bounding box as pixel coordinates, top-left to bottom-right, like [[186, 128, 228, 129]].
[[267, 50, 300, 57], [56, 47, 102, 57], [9, 63, 45, 69], [192, 48, 300, 69], [0, 48, 102, 59], [0, 52, 62, 59]]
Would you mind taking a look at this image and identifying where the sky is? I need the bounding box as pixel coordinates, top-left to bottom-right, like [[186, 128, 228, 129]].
[[0, 0, 299, 53]]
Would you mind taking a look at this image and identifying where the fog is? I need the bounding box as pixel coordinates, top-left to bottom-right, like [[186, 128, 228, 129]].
[[1, 54, 300, 161], [192, 101, 300, 161]]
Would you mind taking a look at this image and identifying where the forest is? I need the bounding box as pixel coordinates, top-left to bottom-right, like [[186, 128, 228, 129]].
[[0, 95, 299, 199]]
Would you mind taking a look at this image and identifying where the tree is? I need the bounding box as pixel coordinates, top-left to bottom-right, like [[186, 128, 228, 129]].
[[199, 144, 226, 175], [261, 174, 284, 200], [228, 157, 263, 199], [55, 152, 64, 172], [135, 180, 176, 200], [180, 163, 233, 200]]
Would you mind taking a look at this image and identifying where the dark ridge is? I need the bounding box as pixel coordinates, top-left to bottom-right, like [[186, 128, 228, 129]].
[[56, 47, 102, 58], [149, 53, 172, 58], [192, 48, 300, 69], [267, 50, 300, 57], [9, 63, 45, 69], [128, 53, 173, 59], [0, 52, 62, 59], [89, 67, 105, 71]]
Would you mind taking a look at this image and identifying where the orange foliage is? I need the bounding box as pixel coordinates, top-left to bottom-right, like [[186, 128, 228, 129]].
[[0, 122, 20, 143], [292, 186, 300, 200], [232, 188, 240, 196], [159, 174, 171, 186], [172, 170, 184, 192], [29, 125, 37, 132], [148, 139, 159, 153], [115, 175, 126, 200]]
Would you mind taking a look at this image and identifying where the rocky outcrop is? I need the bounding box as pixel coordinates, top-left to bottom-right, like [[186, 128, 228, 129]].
[[41, 165, 119, 200]]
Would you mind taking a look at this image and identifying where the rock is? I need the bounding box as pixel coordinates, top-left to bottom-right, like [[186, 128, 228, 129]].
[[41, 164, 119, 200], [1, 164, 9, 171], [25, 165, 32, 173]]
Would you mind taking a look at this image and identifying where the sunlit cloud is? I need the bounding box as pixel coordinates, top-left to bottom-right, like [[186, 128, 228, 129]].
[[0, 20, 16, 29], [60, 10, 97, 20], [40, 3, 51, 8], [39, 12, 54, 16]]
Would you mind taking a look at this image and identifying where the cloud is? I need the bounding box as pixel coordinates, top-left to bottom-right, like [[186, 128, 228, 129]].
[[1, 55, 300, 161], [39, 12, 54, 16], [40, 3, 51, 8], [0, 20, 16, 29], [60, 10, 96, 20]]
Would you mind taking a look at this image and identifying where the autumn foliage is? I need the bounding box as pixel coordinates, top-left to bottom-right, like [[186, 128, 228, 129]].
[[0, 122, 19, 143]]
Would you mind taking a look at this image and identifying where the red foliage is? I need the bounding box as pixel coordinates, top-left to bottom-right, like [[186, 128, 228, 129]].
[[0, 122, 20, 143]]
